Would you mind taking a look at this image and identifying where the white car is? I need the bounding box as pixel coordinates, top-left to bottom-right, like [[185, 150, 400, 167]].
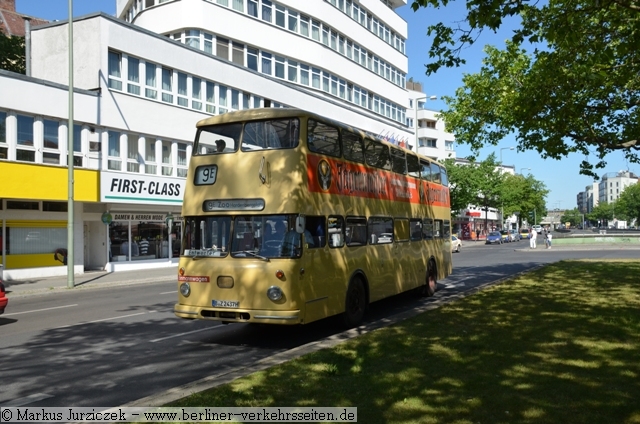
[[451, 235, 462, 253], [532, 225, 542, 234]]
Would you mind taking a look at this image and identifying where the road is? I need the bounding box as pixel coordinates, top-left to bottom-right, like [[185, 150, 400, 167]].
[[1, 243, 637, 408]]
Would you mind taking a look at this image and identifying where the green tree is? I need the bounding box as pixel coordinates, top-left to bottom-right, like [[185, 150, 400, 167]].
[[501, 173, 548, 227], [441, 157, 483, 216], [587, 202, 614, 227], [616, 183, 640, 226], [410, 0, 640, 177], [561, 208, 584, 228], [0, 33, 26, 74]]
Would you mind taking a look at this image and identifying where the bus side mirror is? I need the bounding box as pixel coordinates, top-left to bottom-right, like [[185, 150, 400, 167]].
[[295, 215, 305, 234]]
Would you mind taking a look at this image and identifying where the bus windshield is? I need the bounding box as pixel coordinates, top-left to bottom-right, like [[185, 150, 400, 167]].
[[182, 214, 304, 259], [195, 118, 300, 155]]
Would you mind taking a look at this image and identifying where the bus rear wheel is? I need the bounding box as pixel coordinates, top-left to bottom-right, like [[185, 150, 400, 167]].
[[343, 277, 366, 328]]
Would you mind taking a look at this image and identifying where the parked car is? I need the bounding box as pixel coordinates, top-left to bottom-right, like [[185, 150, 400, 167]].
[[486, 231, 503, 244], [0, 270, 7, 315], [451, 235, 462, 253], [520, 228, 530, 239], [532, 224, 543, 233], [510, 229, 521, 241], [500, 230, 512, 243]]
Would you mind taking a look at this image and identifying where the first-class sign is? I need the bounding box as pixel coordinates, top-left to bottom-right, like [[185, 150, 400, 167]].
[[100, 171, 186, 205]]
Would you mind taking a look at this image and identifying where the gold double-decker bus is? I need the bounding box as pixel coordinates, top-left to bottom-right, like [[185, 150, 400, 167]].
[[174, 108, 452, 326]]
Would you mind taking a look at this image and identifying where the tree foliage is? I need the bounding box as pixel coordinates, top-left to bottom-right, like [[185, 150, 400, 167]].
[[411, 0, 640, 177], [617, 183, 640, 225], [442, 154, 548, 226], [587, 201, 614, 225], [0, 33, 26, 74], [561, 208, 585, 227]]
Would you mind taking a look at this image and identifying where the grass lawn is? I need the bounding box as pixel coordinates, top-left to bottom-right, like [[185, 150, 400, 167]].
[[169, 260, 640, 424]]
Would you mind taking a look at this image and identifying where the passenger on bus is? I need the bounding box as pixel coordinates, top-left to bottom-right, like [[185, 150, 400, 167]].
[[215, 139, 226, 152]]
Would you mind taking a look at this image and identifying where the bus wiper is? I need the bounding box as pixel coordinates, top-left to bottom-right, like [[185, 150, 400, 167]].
[[233, 250, 270, 262]]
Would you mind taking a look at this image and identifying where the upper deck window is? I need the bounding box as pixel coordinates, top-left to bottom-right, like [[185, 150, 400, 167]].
[[194, 118, 299, 155], [307, 120, 340, 157]]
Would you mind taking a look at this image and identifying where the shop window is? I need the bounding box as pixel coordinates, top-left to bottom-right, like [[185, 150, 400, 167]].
[[7, 201, 39, 210]]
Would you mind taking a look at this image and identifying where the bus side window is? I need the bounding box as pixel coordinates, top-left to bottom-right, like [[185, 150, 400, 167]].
[[434, 220, 443, 238], [423, 218, 434, 240], [443, 220, 451, 238], [431, 163, 442, 184], [308, 119, 341, 157], [390, 147, 407, 175], [342, 130, 364, 163], [364, 139, 391, 170], [420, 160, 432, 182], [346, 217, 367, 246], [409, 219, 422, 241], [328, 216, 345, 248], [368, 216, 393, 244]]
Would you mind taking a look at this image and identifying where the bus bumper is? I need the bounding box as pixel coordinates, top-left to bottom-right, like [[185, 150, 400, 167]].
[[174, 304, 302, 325]]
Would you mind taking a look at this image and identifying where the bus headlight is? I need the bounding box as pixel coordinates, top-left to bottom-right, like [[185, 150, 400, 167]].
[[180, 282, 191, 297], [266, 286, 283, 301]]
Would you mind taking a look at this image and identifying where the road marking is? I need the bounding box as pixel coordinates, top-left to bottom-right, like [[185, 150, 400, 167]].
[[3, 304, 78, 316], [56, 311, 155, 329], [160, 291, 175, 295], [150, 326, 218, 343], [0, 393, 53, 407]]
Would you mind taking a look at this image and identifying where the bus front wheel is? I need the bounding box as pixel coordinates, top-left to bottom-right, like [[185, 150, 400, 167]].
[[343, 277, 366, 328]]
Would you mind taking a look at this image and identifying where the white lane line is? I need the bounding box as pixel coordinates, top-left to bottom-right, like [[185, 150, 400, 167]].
[[160, 291, 176, 295], [3, 304, 78, 316], [56, 311, 155, 329], [0, 393, 54, 407], [150, 326, 218, 343]]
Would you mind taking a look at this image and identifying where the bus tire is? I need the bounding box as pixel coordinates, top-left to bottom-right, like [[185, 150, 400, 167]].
[[343, 277, 366, 328], [417, 260, 438, 297]]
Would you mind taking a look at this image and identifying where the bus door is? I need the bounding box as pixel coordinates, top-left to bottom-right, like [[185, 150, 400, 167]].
[[366, 217, 396, 301], [300, 215, 342, 324]]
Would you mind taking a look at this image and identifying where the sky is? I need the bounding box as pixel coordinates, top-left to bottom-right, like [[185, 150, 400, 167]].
[[15, 0, 638, 211]]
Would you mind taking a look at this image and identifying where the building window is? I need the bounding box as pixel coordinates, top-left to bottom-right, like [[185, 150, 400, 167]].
[[419, 138, 437, 148], [145, 139, 157, 175], [108, 131, 121, 170], [261, 0, 272, 22], [247, 47, 258, 71], [275, 4, 285, 27], [145, 62, 157, 99], [232, 42, 244, 65], [127, 56, 140, 95], [161, 68, 173, 103], [185, 29, 200, 49], [127, 134, 140, 173], [192, 77, 202, 110], [108, 51, 122, 90], [261, 52, 272, 75], [216, 37, 229, 60], [177, 72, 188, 107], [247, 0, 258, 17], [205, 82, 216, 114], [445, 140, 454, 151], [177, 142, 188, 177], [275, 55, 285, 79], [162, 140, 172, 176]]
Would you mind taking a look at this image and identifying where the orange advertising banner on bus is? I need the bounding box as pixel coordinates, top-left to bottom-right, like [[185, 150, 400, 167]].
[[306, 154, 449, 208]]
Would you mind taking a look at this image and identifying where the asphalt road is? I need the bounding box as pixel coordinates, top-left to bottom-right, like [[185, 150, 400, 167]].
[[1, 243, 637, 408]]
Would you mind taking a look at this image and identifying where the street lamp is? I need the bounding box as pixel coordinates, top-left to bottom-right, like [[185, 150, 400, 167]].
[[500, 146, 514, 165], [414, 94, 437, 152]]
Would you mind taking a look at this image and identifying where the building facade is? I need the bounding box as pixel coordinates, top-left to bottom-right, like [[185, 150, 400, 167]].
[[1, 0, 427, 279], [598, 171, 639, 204]]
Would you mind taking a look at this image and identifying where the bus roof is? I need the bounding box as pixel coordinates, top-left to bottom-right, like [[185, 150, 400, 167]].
[[195, 108, 430, 160]]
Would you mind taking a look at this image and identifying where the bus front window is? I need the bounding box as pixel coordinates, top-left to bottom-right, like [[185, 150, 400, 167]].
[[182, 216, 231, 257]]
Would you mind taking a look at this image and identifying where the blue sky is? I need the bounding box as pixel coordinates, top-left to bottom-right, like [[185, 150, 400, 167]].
[[16, 0, 637, 210]]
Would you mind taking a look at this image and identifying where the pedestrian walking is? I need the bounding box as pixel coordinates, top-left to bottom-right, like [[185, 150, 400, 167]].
[[475, 229, 480, 242], [529, 227, 537, 249], [546, 232, 553, 249]]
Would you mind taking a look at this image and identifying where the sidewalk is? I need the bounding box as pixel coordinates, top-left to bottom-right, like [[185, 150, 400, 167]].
[[4, 266, 178, 298]]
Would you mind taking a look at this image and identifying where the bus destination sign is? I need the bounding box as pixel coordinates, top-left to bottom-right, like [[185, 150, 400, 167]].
[[203, 198, 265, 211]]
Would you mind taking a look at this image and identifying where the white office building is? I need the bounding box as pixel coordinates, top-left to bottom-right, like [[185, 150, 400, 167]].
[[1, 0, 425, 279]]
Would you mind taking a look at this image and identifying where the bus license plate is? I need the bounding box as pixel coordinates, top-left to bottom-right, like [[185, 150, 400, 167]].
[[212, 300, 239, 308]]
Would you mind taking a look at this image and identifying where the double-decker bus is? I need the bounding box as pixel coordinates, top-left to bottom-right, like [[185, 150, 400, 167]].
[[174, 108, 452, 327]]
